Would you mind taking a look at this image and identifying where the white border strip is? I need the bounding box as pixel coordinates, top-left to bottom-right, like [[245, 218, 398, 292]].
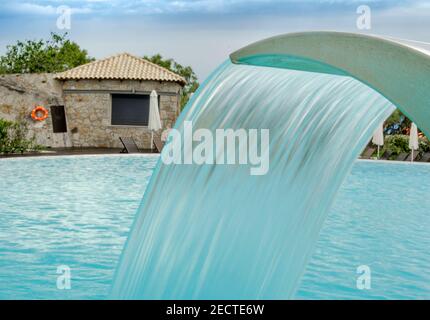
[[357, 158, 430, 166], [1, 153, 429, 167]]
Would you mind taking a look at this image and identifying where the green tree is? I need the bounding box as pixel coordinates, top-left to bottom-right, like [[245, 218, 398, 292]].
[[0, 33, 93, 74], [144, 54, 199, 110]]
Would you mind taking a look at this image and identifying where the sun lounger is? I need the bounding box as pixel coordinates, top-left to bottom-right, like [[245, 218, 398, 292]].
[[381, 150, 392, 160], [406, 151, 421, 162], [361, 147, 375, 159], [153, 135, 165, 153], [419, 153, 430, 162], [119, 137, 140, 153], [396, 153, 409, 161]]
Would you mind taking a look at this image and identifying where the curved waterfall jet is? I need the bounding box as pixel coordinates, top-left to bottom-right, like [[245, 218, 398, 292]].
[[111, 32, 430, 299]]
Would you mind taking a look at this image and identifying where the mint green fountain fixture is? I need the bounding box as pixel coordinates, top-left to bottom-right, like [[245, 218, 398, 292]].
[[112, 32, 430, 299], [230, 32, 430, 138]]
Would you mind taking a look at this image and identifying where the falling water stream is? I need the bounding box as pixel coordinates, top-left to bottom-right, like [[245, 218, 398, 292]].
[[111, 58, 395, 299]]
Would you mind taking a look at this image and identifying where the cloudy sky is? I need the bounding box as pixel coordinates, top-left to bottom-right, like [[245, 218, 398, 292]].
[[0, 0, 429, 79]]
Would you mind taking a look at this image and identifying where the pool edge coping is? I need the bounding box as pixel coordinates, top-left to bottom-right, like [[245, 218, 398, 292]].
[[1, 154, 429, 167], [357, 158, 430, 166], [0, 153, 160, 162]]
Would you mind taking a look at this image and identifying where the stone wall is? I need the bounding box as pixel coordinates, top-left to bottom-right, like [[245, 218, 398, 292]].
[[0, 73, 66, 147], [0, 74, 182, 149]]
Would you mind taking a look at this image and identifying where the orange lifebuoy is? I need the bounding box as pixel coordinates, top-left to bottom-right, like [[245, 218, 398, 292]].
[[31, 106, 49, 121]]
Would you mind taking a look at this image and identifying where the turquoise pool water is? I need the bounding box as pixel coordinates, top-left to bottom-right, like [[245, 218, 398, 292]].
[[0, 155, 158, 300], [0, 155, 429, 299]]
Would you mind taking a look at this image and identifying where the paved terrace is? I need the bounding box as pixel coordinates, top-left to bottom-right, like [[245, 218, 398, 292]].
[[0, 148, 156, 158]]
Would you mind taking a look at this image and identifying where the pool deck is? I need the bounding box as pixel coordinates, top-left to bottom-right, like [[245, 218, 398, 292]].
[[0, 148, 157, 159]]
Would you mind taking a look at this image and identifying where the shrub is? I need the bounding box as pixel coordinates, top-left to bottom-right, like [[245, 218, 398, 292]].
[[0, 117, 42, 154], [419, 136, 430, 153], [385, 135, 409, 155], [381, 134, 430, 157], [0, 118, 13, 153]]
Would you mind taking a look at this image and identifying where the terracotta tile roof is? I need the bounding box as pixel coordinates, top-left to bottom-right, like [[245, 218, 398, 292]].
[[55, 53, 186, 85]]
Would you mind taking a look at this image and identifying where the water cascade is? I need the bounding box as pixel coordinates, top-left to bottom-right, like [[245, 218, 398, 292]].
[[111, 58, 395, 299]]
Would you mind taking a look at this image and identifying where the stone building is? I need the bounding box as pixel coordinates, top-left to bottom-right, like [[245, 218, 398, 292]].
[[0, 53, 185, 149]]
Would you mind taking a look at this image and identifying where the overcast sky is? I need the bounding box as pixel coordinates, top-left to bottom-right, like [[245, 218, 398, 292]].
[[0, 0, 429, 80]]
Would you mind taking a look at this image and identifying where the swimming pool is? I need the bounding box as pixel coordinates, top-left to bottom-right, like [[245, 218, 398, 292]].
[[0, 155, 429, 299]]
